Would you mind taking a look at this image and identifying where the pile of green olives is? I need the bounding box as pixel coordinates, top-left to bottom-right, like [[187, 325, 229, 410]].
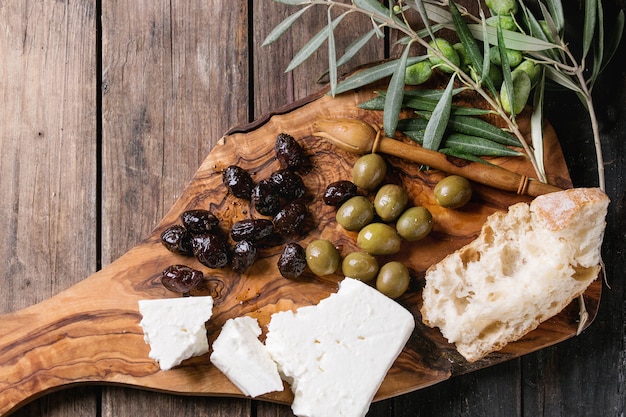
[[319, 153, 445, 299], [320, 151, 477, 298], [332, 154, 435, 253]]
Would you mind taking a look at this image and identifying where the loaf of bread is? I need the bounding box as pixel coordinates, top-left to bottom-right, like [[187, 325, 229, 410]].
[[421, 187, 609, 362]]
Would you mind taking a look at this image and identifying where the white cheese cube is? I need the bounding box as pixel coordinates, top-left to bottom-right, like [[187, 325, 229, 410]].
[[210, 316, 284, 398], [265, 278, 415, 417], [138, 296, 213, 370]]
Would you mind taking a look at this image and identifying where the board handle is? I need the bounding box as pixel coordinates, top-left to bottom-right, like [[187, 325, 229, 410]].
[[0, 249, 156, 416]]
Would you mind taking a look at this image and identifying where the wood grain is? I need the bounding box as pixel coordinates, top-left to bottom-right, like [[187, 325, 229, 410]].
[[1, 1, 624, 416], [0, 81, 600, 416], [99, 1, 251, 416], [0, 0, 98, 416]]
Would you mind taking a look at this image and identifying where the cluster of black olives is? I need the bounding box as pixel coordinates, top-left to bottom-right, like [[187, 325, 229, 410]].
[[159, 133, 313, 293]]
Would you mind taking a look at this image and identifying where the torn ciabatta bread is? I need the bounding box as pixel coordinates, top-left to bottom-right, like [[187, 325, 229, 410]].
[[421, 187, 609, 363]]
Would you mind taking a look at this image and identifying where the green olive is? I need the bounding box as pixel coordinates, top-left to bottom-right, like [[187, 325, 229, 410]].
[[341, 251, 379, 282], [488, 63, 504, 88], [376, 261, 410, 298], [485, 0, 518, 16], [513, 59, 542, 88], [539, 20, 557, 43], [434, 175, 472, 209], [396, 206, 433, 241], [404, 60, 433, 85], [500, 70, 531, 115], [306, 239, 339, 276], [485, 15, 518, 31], [352, 153, 387, 191], [470, 63, 503, 89], [427, 38, 460, 74], [357, 223, 401, 255], [336, 196, 374, 231], [374, 184, 408, 222], [489, 46, 523, 68], [453, 43, 470, 72]]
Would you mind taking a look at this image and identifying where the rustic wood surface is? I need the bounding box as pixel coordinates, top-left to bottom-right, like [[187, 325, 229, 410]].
[[0, 1, 624, 416], [0, 82, 599, 416]]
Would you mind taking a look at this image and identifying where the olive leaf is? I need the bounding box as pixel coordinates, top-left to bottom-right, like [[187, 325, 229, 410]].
[[518, 3, 561, 62], [588, 0, 604, 90], [416, 105, 492, 116], [544, 0, 565, 33], [333, 56, 426, 95], [531, 70, 547, 182], [396, 23, 446, 44], [600, 10, 625, 72], [479, 8, 492, 87], [337, 28, 378, 67], [413, 111, 521, 146], [497, 24, 515, 118], [443, 133, 524, 157], [397, 118, 428, 131], [418, 2, 452, 25], [406, 132, 523, 158], [353, 0, 407, 29], [439, 148, 492, 165], [466, 24, 560, 51], [273, 0, 309, 4], [544, 66, 584, 95], [446, 115, 521, 147], [262, 5, 312, 46], [422, 74, 455, 151], [360, 90, 491, 116], [403, 87, 468, 100], [327, 8, 339, 95], [411, 0, 437, 41], [317, 28, 381, 83], [383, 43, 411, 137], [285, 12, 346, 73], [448, 0, 497, 96], [583, 0, 598, 62]]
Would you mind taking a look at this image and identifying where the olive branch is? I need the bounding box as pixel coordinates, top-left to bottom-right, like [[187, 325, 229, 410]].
[[264, 0, 624, 191]]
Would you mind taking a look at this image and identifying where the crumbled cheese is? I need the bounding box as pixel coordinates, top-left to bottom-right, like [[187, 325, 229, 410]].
[[210, 316, 284, 397], [138, 296, 213, 370], [265, 278, 415, 417]]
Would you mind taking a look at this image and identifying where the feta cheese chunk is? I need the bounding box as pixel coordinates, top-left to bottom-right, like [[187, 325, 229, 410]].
[[210, 316, 284, 398], [138, 296, 213, 370], [265, 278, 415, 417]]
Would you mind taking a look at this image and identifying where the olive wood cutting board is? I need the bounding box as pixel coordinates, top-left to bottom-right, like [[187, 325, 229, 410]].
[[0, 81, 601, 416]]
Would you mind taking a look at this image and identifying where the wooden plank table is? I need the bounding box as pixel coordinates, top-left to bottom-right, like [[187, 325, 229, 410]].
[[1, 1, 624, 416]]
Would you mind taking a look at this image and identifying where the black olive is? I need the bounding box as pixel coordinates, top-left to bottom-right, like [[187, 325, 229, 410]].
[[255, 231, 285, 248], [273, 201, 308, 237], [251, 179, 281, 216], [161, 264, 204, 293], [231, 218, 274, 242], [231, 240, 258, 273], [181, 209, 219, 234], [160, 225, 193, 256], [275, 133, 307, 170], [323, 180, 358, 206], [192, 233, 231, 268], [222, 165, 254, 200], [269, 169, 306, 201], [277, 243, 307, 279]]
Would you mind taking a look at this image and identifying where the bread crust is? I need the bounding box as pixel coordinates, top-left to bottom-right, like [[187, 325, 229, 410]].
[[420, 188, 609, 362]]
